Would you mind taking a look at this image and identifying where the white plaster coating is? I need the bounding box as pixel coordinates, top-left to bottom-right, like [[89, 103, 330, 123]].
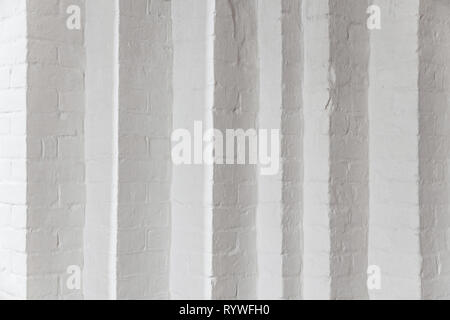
[[171, 0, 215, 299], [257, 0, 303, 300], [85, 0, 118, 300], [212, 0, 259, 299], [368, 0, 422, 300], [26, 0, 86, 299], [0, 0, 450, 300], [0, 0, 27, 300], [419, 0, 450, 300], [302, 0, 332, 299], [328, 0, 370, 299]]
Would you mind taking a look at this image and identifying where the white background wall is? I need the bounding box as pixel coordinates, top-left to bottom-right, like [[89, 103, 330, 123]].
[[0, 0, 27, 300], [0, 0, 450, 300]]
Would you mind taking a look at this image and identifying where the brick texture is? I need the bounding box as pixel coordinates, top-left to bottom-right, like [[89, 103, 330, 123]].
[[1, 0, 450, 300]]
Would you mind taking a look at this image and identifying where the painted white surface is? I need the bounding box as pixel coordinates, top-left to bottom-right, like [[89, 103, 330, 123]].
[[368, 0, 421, 300], [0, 0, 27, 300], [0, 0, 449, 300]]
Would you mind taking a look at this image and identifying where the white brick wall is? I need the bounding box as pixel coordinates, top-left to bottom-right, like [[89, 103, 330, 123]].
[[171, 0, 214, 299], [419, 0, 450, 300], [84, 0, 117, 300], [1, 0, 450, 300], [0, 0, 27, 300], [257, 0, 284, 299], [368, 0, 422, 300], [303, 0, 332, 299], [116, 0, 172, 300], [211, 0, 259, 299], [328, 0, 370, 299], [26, 0, 85, 299], [85, 0, 172, 299], [257, 0, 302, 299]]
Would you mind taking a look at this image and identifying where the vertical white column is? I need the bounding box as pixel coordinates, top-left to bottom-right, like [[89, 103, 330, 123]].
[[368, 0, 421, 300], [85, 0, 118, 300], [171, 0, 215, 299], [302, 0, 331, 300], [257, 0, 284, 300], [0, 0, 27, 300]]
